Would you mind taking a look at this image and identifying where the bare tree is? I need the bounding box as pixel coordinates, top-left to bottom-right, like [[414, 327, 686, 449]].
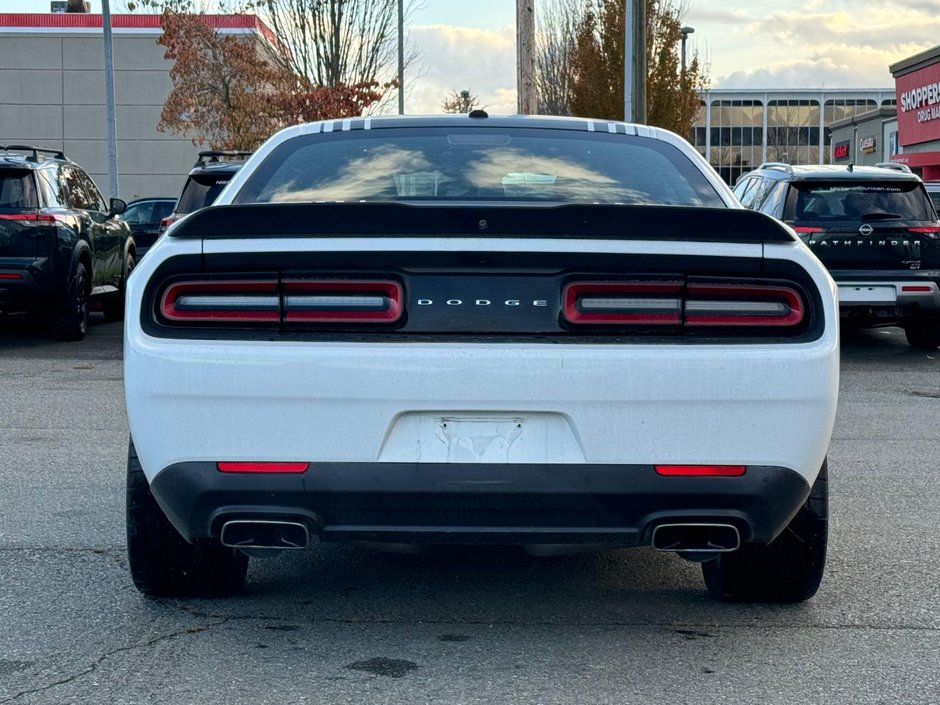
[[250, 0, 422, 92], [536, 0, 581, 116], [441, 89, 484, 114]]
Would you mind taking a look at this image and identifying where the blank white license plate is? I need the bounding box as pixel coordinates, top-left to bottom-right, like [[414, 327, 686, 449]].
[[839, 285, 897, 304]]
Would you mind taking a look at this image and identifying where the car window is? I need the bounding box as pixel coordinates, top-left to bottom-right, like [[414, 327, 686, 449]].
[[732, 177, 752, 201], [123, 202, 154, 224], [36, 167, 62, 208], [234, 128, 726, 207], [927, 190, 940, 213], [737, 177, 764, 208], [758, 181, 789, 216], [153, 200, 175, 221], [76, 169, 107, 212], [0, 168, 38, 209], [176, 176, 233, 215], [786, 181, 933, 221], [60, 166, 105, 212]]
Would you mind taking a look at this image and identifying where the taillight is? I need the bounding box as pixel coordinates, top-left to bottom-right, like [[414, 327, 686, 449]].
[[283, 280, 402, 324], [908, 226, 940, 235], [562, 281, 682, 325], [793, 226, 823, 234], [902, 285, 933, 293], [157, 278, 403, 326], [160, 216, 176, 232], [685, 283, 804, 327], [562, 280, 806, 330], [160, 280, 279, 323], [0, 213, 62, 225], [0, 273, 24, 280]]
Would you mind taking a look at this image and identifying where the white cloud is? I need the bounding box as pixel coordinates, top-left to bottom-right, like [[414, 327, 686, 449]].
[[687, 0, 940, 91], [406, 23, 517, 114]]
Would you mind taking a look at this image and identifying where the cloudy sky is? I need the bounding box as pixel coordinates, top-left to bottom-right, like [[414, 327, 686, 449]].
[[7, 0, 940, 113]]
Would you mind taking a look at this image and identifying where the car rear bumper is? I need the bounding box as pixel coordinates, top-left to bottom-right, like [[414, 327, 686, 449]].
[[0, 261, 53, 314], [150, 461, 811, 546], [832, 272, 940, 318]]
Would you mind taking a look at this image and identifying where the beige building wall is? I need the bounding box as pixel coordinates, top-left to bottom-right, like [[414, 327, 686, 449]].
[[0, 30, 200, 200]]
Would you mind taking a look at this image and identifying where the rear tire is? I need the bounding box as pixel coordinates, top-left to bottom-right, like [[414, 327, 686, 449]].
[[126, 439, 248, 597], [51, 261, 89, 341], [702, 460, 828, 603], [904, 320, 940, 350], [103, 252, 135, 322]]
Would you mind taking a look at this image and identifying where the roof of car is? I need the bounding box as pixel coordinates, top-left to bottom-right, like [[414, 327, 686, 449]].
[[0, 145, 72, 168], [281, 113, 666, 137], [126, 197, 176, 204], [745, 163, 921, 182]]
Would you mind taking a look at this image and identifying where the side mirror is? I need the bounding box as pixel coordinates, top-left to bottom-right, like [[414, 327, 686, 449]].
[[109, 197, 127, 216]]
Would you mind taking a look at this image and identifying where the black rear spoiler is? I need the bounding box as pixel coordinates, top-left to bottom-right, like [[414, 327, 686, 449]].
[[168, 202, 796, 244]]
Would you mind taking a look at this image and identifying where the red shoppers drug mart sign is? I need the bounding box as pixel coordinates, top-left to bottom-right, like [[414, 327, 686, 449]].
[[897, 62, 940, 147]]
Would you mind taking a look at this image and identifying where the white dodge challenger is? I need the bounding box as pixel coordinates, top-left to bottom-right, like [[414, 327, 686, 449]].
[[124, 115, 839, 602]]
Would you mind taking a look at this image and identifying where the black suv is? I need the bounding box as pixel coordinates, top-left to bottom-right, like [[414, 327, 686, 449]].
[[734, 162, 940, 348], [0, 145, 134, 340], [160, 151, 251, 233]]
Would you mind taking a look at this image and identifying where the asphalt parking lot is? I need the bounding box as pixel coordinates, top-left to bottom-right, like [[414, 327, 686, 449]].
[[0, 316, 938, 705]]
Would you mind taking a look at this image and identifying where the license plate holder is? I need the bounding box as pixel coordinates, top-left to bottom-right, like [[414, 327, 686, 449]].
[[838, 285, 897, 304]]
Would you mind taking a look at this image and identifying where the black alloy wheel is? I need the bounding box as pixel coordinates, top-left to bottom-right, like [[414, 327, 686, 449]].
[[52, 261, 90, 341]]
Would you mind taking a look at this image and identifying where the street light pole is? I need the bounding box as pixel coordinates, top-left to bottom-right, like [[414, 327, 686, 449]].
[[101, 0, 119, 199], [397, 0, 404, 115], [680, 26, 695, 79]]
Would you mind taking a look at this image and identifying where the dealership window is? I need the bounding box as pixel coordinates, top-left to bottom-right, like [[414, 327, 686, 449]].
[[767, 100, 820, 165], [707, 100, 763, 184]]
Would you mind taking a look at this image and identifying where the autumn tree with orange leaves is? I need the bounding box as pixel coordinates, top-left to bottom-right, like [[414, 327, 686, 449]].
[[568, 0, 707, 136], [157, 11, 383, 151]]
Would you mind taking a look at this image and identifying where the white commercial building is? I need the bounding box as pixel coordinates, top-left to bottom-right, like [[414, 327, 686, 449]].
[[0, 12, 275, 199]]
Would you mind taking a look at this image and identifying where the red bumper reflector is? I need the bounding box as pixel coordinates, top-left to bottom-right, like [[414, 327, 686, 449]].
[[217, 462, 309, 473], [902, 285, 932, 293], [655, 465, 746, 477], [0, 273, 24, 280]]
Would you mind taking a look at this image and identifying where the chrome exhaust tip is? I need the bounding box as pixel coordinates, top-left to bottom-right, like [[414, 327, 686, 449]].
[[220, 519, 310, 550], [651, 523, 741, 553]]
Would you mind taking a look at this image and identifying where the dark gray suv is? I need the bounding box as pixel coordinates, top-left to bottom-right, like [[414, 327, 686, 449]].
[[734, 162, 940, 349]]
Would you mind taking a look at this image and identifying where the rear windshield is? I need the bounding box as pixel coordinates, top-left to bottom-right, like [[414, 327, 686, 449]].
[[176, 175, 234, 215], [787, 181, 935, 222], [0, 169, 38, 209], [233, 128, 724, 207]]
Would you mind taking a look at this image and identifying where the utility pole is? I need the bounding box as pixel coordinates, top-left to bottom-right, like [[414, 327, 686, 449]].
[[624, 0, 647, 124], [516, 0, 537, 114], [101, 0, 119, 198], [397, 0, 404, 115]]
